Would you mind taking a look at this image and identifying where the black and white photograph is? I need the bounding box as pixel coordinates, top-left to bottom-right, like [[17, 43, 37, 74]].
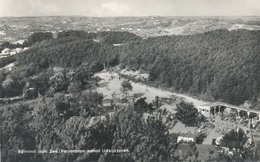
[[0, 0, 260, 161]]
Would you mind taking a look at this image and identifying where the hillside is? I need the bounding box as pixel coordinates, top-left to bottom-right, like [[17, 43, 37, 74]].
[[1, 16, 260, 43], [1, 29, 260, 162], [1, 29, 259, 106], [120, 29, 260, 105]]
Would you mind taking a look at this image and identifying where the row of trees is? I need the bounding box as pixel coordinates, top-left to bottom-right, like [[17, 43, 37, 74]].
[[17, 38, 119, 69], [57, 30, 142, 44], [0, 63, 95, 99], [0, 55, 16, 68]]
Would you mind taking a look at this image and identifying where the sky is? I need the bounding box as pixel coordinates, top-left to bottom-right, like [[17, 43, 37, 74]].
[[0, 0, 260, 17]]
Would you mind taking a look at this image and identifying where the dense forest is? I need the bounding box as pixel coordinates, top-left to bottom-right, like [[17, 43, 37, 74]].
[[0, 74, 177, 162], [0, 31, 141, 98], [1, 29, 260, 104], [119, 29, 260, 105]]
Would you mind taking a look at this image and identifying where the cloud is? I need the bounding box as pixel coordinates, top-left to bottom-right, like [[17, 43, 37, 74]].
[[0, 0, 59, 17], [101, 1, 131, 16], [0, 0, 259, 17]]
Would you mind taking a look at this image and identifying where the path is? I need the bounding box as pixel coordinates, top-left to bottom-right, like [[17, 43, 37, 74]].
[[95, 71, 207, 107]]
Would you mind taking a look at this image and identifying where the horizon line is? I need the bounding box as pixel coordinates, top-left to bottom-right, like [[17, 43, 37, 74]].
[[0, 15, 260, 18]]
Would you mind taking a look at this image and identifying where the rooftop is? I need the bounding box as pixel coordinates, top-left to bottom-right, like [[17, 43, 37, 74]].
[[179, 131, 196, 138], [200, 102, 260, 113]]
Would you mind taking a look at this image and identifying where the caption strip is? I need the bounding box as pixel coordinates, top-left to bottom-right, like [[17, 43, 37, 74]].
[[18, 149, 129, 154]]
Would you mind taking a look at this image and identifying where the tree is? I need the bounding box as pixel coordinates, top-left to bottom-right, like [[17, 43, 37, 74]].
[[153, 96, 162, 109], [23, 32, 53, 47], [196, 132, 207, 144], [0, 104, 37, 162], [120, 80, 133, 99], [55, 98, 72, 119], [175, 101, 205, 126], [49, 72, 69, 92], [222, 128, 246, 147], [111, 104, 172, 162], [2, 78, 16, 97], [78, 90, 104, 117], [23, 87, 37, 99], [255, 141, 260, 160], [2, 78, 14, 89], [67, 81, 82, 94], [134, 97, 150, 113]]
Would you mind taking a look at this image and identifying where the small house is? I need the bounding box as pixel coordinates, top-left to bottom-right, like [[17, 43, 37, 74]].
[[177, 132, 196, 143]]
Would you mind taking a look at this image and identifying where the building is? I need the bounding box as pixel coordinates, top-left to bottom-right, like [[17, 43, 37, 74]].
[[1, 48, 10, 54], [177, 132, 196, 143], [197, 102, 260, 120], [113, 43, 123, 46], [197, 105, 211, 117]]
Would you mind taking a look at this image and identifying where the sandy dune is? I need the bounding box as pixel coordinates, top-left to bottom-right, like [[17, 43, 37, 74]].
[[95, 71, 207, 107]]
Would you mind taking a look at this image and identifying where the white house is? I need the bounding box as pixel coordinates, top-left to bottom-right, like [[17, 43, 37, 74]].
[[1, 48, 10, 54], [177, 132, 196, 143]]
